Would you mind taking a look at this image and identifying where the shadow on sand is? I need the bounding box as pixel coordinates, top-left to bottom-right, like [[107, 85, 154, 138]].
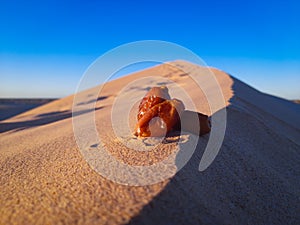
[[0, 107, 103, 133], [127, 77, 300, 225]]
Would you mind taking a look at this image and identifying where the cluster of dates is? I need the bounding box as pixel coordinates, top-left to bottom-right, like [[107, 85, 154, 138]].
[[134, 86, 211, 137]]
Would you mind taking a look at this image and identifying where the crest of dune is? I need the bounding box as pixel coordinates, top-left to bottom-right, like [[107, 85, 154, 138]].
[[0, 61, 299, 224]]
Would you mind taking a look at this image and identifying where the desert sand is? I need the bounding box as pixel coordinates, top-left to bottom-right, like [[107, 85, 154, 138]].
[[0, 99, 55, 121], [0, 61, 299, 224]]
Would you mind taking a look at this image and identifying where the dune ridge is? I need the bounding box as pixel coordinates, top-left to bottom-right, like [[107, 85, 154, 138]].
[[0, 61, 299, 224]]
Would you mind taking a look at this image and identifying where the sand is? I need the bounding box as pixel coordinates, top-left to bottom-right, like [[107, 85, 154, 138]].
[[0, 99, 55, 121], [0, 61, 299, 224]]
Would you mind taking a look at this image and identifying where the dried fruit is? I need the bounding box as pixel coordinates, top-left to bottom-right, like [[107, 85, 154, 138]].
[[178, 110, 211, 136], [135, 98, 184, 137], [134, 86, 211, 137], [137, 86, 171, 120]]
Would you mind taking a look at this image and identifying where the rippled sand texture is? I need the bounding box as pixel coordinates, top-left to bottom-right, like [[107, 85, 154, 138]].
[[0, 61, 299, 224]]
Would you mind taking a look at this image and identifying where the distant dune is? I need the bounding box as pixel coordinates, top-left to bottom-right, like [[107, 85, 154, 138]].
[[0, 98, 56, 121], [0, 61, 299, 225]]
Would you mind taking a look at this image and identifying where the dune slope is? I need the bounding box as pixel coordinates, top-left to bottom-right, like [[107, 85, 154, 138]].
[[0, 61, 299, 225]]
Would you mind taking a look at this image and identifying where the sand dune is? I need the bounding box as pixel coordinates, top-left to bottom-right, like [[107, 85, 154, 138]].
[[0, 98, 55, 121], [0, 61, 299, 224]]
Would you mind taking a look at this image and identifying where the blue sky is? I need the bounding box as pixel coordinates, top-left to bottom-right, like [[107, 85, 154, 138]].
[[0, 0, 299, 99]]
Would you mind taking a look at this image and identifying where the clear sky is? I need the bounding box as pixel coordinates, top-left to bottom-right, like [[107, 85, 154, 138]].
[[0, 0, 299, 99]]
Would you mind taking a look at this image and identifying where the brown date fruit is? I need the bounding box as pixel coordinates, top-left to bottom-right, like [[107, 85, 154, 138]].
[[134, 86, 211, 137], [176, 110, 211, 136], [137, 86, 171, 120], [134, 98, 185, 137]]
